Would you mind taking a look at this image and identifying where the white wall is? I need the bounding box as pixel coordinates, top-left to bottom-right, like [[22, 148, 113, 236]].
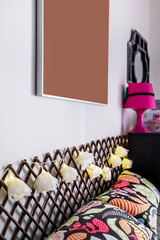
[[149, 0, 160, 100], [0, 0, 150, 172]]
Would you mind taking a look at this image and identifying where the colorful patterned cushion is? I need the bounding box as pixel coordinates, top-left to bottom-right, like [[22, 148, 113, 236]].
[[96, 171, 160, 234], [120, 170, 160, 205], [45, 201, 155, 240]]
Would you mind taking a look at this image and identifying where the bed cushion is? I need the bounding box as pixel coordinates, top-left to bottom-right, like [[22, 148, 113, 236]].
[[45, 200, 155, 240], [119, 170, 160, 204], [96, 171, 160, 233]]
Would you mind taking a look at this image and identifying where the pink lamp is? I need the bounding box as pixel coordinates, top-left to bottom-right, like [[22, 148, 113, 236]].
[[123, 83, 156, 133]]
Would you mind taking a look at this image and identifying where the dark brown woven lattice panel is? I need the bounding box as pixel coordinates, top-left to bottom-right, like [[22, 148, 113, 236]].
[[0, 135, 127, 240]]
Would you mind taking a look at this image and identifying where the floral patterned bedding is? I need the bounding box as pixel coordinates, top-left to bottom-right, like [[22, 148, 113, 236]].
[[96, 171, 160, 234], [45, 171, 159, 240], [46, 200, 156, 240]]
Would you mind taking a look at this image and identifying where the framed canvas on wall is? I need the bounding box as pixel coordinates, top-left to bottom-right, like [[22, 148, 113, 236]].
[[37, 0, 109, 104]]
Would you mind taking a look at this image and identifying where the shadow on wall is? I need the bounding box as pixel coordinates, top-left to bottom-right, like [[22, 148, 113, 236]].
[[121, 84, 136, 134], [31, 0, 37, 95]]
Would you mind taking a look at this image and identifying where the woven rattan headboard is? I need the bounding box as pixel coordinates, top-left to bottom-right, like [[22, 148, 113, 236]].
[[0, 135, 127, 240]]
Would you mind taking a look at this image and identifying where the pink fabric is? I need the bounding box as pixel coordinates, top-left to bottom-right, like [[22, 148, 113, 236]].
[[124, 83, 156, 109], [69, 219, 109, 233]]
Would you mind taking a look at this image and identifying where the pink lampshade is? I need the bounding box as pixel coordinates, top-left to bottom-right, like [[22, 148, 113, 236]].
[[124, 83, 156, 109]]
